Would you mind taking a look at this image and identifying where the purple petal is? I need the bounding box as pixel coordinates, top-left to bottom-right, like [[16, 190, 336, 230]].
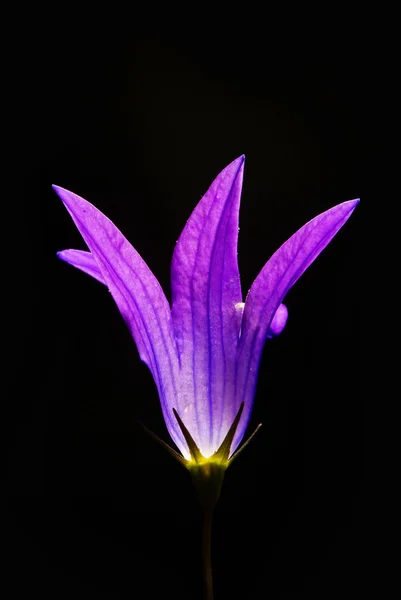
[[232, 198, 360, 453], [170, 156, 244, 457], [57, 249, 106, 284], [53, 186, 189, 458]]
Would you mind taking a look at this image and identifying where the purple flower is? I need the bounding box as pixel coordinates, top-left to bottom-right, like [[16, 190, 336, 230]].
[[55, 156, 358, 465]]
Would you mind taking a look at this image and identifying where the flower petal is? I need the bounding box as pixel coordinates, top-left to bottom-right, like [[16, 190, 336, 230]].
[[53, 186, 189, 458], [170, 156, 244, 457], [233, 198, 360, 452], [57, 249, 106, 284]]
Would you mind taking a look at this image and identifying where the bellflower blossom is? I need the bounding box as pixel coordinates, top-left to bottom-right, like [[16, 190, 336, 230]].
[[55, 156, 358, 470]]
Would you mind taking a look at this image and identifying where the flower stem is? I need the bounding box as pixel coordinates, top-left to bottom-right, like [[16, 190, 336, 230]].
[[202, 509, 214, 600]]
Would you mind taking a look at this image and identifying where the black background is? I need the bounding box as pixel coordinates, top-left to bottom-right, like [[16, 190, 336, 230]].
[[8, 18, 362, 600]]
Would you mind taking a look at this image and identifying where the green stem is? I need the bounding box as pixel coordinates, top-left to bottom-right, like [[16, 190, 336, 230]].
[[202, 509, 214, 600]]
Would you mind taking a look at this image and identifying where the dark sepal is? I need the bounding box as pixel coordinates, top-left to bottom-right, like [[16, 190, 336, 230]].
[[227, 423, 262, 468], [173, 402, 246, 510], [172, 408, 204, 464], [137, 420, 188, 468], [212, 402, 244, 463]]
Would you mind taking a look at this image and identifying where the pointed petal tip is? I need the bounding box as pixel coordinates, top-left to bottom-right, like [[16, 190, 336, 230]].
[[336, 197, 360, 218], [340, 197, 360, 211], [347, 197, 360, 207], [52, 184, 70, 204], [56, 250, 72, 262], [52, 185, 95, 218], [228, 155, 245, 169], [52, 184, 83, 205], [224, 155, 245, 179], [322, 197, 360, 221]]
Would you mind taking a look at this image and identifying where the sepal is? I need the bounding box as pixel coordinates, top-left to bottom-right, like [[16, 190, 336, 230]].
[[137, 421, 188, 468], [173, 403, 245, 509]]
